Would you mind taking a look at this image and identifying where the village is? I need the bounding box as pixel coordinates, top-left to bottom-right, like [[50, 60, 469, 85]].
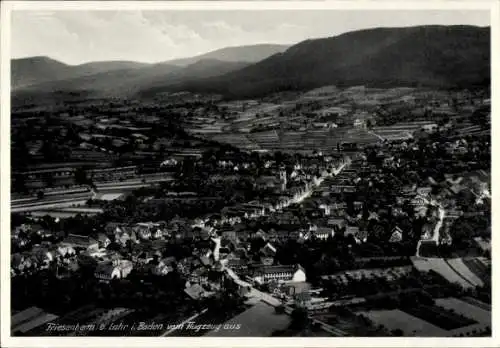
[[10, 84, 491, 337]]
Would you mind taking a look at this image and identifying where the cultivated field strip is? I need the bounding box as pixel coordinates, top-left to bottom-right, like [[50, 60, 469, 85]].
[[445, 258, 484, 287], [358, 309, 448, 337]]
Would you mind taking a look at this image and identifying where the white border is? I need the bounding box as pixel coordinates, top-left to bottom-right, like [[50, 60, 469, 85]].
[[1, 1, 498, 347]]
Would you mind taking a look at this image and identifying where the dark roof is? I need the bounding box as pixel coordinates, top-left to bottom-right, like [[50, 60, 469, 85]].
[[254, 264, 299, 275], [260, 243, 277, 257], [316, 227, 333, 234], [62, 234, 97, 248], [97, 233, 109, 242], [94, 262, 115, 275]]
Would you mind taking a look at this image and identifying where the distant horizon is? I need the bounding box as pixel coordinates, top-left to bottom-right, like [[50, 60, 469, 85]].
[[11, 24, 491, 66], [10, 42, 293, 66], [12, 10, 490, 65]]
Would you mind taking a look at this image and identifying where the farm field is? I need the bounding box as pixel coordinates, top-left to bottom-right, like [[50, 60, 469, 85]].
[[371, 121, 436, 140], [445, 258, 484, 287], [311, 313, 378, 336], [462, 258, 490, 284], [204, 127, 380, 153], [209, 133, 259, 150], [461, 297, 491, 311], [434, 298, 491, 336], [357, 309, 448, 336], [435, 298, 490, 325], [204, 301, 291, 337], [97, 193, 124, 200], [411, 257, 475, 289], [402, 304, 477, 331], [321, 266, 413, 283]]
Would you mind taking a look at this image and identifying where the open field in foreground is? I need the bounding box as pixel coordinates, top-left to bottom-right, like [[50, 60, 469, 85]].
[[357, 309, 447, 336]]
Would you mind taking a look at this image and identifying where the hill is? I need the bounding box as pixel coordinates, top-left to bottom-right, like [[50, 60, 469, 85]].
[[141, 25, 490, 98], [165, 44, 290, 66], [11, 56, 149, 90], [12, 59, 249, 104]]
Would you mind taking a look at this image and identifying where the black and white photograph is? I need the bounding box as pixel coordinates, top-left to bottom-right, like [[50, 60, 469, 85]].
[[1, 1, 497, 346]]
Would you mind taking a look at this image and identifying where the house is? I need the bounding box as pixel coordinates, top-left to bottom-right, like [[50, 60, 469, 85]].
[[411, 196, 427, 207], [12, 234, 29, 249], [153, 257, 176, 276], [225, 257, 248, 273], [199, 252, 213, 267], [355, 230, 369, 244], [189, 267, 208, 284], [416, 187, 432, 197], [313, 227, 334, 240], [94, 262, 121, 281], [252, 229, 268, 241], [325, 218, 343, 230], [34, 227, 53, 239], [61, 234, 98, 251], [11, 253, 30, 274], [251, 264, 306, 284], [259, 242, 277, 265], [115, 226, 135, 246], [87, 248, 109, 259], [389, 227, 403, 243], [219, 246, 231, 259], [105, 222, 124, 236], [151, 227, 164, 239], [27, 223, 45, 235], [319, 203, 331, 216], [220, 229, 237, 242], [421, 123, 438, 133], [176, 257, 193, 275], [448, 184, 465, 195], [96, 233, 111, 249], [134, 250, 156, 264], [56, 243, 76, 257], [31, 246, 54, 265], [353, 201, 364, 211], [134, 223, 153, 240], [94, 260, 133, 281], [345, 226, 360, 237], [354, 118, 366, 128]]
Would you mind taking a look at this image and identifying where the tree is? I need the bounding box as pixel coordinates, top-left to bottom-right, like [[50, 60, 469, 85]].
[[12, 174, 27, 193], [275, 305, 286, 314], [37, 190, 45, 200], [290, 307, 310, 330], [74, 167, 88, 185], [391, 328, 404, 336]]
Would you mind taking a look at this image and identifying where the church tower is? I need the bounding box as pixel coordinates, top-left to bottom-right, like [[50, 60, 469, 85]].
[[279, 168, 287, 191]]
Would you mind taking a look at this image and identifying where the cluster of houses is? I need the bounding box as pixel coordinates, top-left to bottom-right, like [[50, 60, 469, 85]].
[[10, 221, 175, 279], [11, 136, 489, 307]]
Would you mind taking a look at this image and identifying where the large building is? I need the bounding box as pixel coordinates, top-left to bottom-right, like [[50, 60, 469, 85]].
[[251, 264, 306, 284]]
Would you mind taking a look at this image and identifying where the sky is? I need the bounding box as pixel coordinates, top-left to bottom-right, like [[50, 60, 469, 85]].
[[11, 10, 490, 65]]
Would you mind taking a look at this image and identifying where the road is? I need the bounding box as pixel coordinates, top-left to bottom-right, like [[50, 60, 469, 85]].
[[216, 157, 352, 336], [223, 267, 348, 336], [367, 130, 385, 142], [287, 160, 350, 207]]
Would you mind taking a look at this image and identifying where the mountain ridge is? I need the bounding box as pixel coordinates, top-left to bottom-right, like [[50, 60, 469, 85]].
[[11, 43, 289, 90], [140, 25, 489, 98], [12, 25, 490, 102]]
